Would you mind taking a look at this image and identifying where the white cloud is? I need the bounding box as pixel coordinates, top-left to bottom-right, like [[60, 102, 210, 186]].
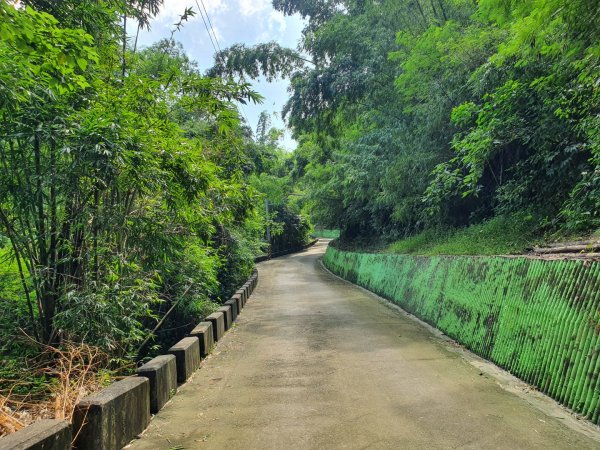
[[153, 0, 227, 25], [209, 25, 224, 43], [238, 0, 270, 16], [256, 10, 288, 43], [268, 10, 286, 34]]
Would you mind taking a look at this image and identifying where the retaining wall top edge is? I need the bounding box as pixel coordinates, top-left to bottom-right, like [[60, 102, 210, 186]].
[[77, 376, 147, 406], [169, 337, 198, 349], [137, 355, 175, 371], [328, 247, 598, 264]]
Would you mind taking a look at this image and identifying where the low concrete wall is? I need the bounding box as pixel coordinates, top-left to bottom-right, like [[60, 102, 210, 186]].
[[236, 287, 247, 304], [206, 312, 225, 342], [324, 245, 600, 425], [168, 337, 201, 383], [1, 271, 261, 449], [232, 293, 243, 311], [252, 269, 258, 288], [72, 377, 150, 450], [0, 419, 71, 450], [136, 355, 177, 414], [189, 321, 214, 357], [217, 305, 232, 331], [224, 299, 238, 321]]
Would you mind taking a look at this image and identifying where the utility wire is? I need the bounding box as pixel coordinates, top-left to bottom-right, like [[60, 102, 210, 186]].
[[194, 0, 252, 125], [194, 0, 219, 57], [200, 0, 223, 54]]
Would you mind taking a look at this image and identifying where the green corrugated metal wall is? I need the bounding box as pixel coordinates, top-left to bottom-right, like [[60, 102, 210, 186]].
[[323, 246, 600, 424]]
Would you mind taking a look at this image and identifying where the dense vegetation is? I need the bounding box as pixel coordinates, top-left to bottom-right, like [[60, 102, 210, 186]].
[[214, 0, 600, 252], [1, 0, 599, 432], [0, 0, 310, 420]]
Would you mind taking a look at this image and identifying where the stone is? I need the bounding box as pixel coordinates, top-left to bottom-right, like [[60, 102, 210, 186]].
[[188, 322, 214, 357], [72, 377, 150, 450], [217, 305, 232, 331], [136, 355, 177, 414], [236, 288, 247, 304], [206, 312, 225, 341], [232, 293, 243, 312], [0, 420, 71, 450], [224, 299, 238, 322], [168, 337, 201, 383]]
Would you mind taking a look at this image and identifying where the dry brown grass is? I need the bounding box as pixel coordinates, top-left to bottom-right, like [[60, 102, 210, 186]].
[[0, 341, 111, 438]]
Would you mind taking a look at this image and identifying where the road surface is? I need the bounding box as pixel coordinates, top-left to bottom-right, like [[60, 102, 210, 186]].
[[130, 240, 600, 449]]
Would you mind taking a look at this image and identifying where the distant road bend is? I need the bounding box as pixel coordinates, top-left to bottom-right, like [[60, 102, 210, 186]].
[[130, 240, 600, 450]]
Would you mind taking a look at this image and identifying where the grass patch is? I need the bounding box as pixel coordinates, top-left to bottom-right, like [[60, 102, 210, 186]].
[[388, 214, 540, 255], [311, 229, 340, 239]]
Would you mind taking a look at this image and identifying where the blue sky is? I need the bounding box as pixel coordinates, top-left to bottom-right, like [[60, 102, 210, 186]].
[[135, 0, 305, 150]]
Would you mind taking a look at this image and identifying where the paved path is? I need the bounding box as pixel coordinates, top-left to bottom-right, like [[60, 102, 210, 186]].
[[130, 241, 600, 449]]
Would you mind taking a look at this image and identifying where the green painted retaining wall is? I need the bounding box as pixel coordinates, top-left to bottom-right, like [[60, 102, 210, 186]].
[[323, 246, 600, 424]]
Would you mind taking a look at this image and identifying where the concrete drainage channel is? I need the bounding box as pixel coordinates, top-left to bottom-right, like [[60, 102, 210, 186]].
[[0, 270, 259, 450]]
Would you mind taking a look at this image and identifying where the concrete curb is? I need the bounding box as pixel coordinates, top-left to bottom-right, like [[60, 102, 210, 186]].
[[1, 271, 259, 450], [188, 321, 214, 357], [136, 355, 177, 414], [205, 312, 225, 342], [0, 419, 71, 450], [72, 377, 150, 450], [168, 337, 201, 383], [217, 305, 232, 331], [224, 299, 238, 321], [231, 293, 242, 313]]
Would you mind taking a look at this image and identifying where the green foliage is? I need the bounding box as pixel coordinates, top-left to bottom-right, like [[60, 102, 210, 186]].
[[388, 213, 539, 255], [0, 1, 270, 367], [229, 0, 600, 245], [208, 42, 307, 82], [311, 229, 340, 239], [245, 112, 312, 256]]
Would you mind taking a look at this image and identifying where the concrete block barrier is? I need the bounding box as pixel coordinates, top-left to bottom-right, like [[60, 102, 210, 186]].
[[72, 377, 150, 450], [232, 293, 243, 311], [1, 268, 263, 450], [224, 298, 238, 321], [136, 355, 177, 414], [217, 305, 232, 331], [188, 321, 214, 357], [168, 337, 201, 383], [206, 312, 225, 342], [0, 419, 71, 450], [235, 289, 248, 305]]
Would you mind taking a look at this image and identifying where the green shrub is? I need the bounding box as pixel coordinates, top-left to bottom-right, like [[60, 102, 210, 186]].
[[388, 213, 539, 255]]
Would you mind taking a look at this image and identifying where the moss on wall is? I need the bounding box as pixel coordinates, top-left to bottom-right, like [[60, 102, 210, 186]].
[[323, 246, 600, 424]]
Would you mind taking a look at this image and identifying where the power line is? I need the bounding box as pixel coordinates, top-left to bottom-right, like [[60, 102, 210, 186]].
[[194, 0, 251, 125], [194, 0, 219, 57], [200, 0, 223, 54]]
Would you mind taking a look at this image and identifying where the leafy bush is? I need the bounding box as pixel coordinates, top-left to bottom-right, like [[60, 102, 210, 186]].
[[388, 214, 539, 256]]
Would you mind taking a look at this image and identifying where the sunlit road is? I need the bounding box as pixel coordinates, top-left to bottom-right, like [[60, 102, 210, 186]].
[[130, 240, 600, 449]]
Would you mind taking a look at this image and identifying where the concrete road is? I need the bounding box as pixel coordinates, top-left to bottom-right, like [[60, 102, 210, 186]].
[[129, 241, 600, 450]]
